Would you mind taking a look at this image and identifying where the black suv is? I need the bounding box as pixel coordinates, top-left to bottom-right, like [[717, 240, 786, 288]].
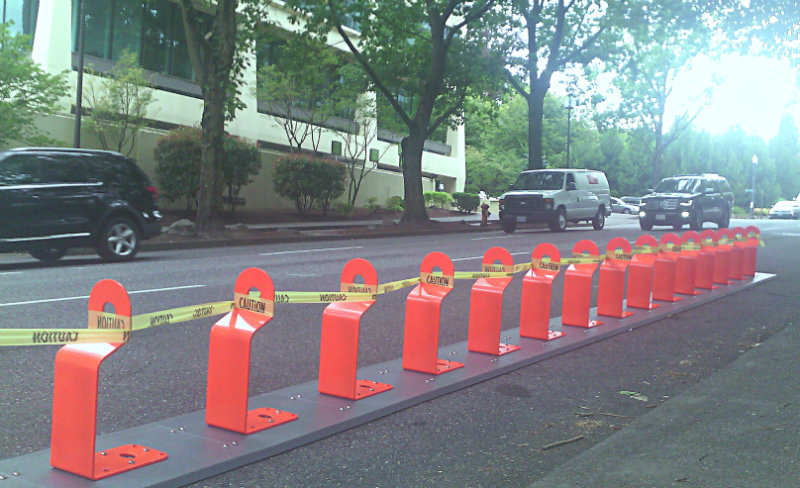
[[0, 147, 162, 263], [639, 174, 733, 231]]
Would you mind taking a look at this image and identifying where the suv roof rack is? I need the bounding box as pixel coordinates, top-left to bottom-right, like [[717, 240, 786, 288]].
[[7, 147, 125, 157], [672, 173, 721, 178]]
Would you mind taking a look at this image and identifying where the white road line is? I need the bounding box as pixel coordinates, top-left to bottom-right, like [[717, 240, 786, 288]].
[[0, 284, 204, 308], [452, 251, 529, 262], [260, 246, 363, 256], [470, 235, 515, 241], [0, 271, 23, 276]]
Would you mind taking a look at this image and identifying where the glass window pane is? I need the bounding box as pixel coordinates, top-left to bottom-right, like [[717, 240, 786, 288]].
[[141, 0, 170, 73], [73, 0, 113, 58], [168, 4, 194, 79], [5, 0, 39, 37], [111, 0, 142, 61]]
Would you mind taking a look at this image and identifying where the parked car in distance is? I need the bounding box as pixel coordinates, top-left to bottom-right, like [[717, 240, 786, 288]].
[[768, 200, 800, 219], [499, 168, 611, 233], [0, 147, 162, 263], [610, 197, 638, 214], [638, 173, 734, 231], [620, 196, 642, 207]]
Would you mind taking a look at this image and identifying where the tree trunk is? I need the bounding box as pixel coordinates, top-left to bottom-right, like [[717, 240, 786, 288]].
[[400, 131, 429, 223], [196, 82, 226, 232], [526, 85, 547, 170]]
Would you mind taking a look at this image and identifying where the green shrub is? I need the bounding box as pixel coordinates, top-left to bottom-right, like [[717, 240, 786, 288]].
[[367, 197, 381, 214], [452, 192, 480, 213], [273, 155, 346, 216], [154, 127, 202, 210], [423, 191, 454, 208], [732, 205, 747, 216], [333, 202, 354, 216], [386, 196, 404, 212], [154, 127, 261, 214]]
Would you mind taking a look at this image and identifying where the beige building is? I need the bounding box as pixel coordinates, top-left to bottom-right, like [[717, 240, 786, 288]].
[[12, 0, 466, 211]]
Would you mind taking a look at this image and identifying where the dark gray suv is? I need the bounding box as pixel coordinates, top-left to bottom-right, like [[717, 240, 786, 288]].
[[639, 174, 733, 231], [0, 147, 162, 263]]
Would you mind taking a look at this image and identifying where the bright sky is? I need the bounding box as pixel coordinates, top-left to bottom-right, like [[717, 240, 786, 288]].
[[668, 54, 800, 141]]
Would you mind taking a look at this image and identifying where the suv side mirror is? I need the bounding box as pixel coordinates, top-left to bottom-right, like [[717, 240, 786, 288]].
[[566, 182, 576, 191], [646, 188, 654, 194]]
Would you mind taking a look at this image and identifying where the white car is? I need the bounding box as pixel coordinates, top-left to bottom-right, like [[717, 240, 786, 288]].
[[611, 197, 638, 214], [768, 200, 800, 219]]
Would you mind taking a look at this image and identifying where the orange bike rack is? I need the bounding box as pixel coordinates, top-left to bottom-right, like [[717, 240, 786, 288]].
[[729, 227, 747, 280], [713, 229, 733, 285], [597, 237, 634, 318], [519, 243, 564, 341], [742, 225, 760, 277], [50, 280, 166, 480], [675, 231, 702, 296], [206, 268, 297, 433], [561, 239, 602, 328], [626, 235, 660, 310], [696, 230, 719, 290], [318, 258, 392, 400], [652, 233, 683, 303], [467, 247, 520, 356], [402, 252, 465, 374]]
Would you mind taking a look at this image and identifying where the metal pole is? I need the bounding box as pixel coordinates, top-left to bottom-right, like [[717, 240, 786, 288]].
[[566, 105, 573, 169], [751, 155, 758, 218], [73, 0, 85, 148]]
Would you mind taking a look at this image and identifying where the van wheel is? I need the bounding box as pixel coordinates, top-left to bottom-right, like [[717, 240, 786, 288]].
[[592, 207, 605, 230], [97, 217, 140, 262], [29, 247, 67, 264], [549, 208, 567, 232], [501, 218, 516, 234]]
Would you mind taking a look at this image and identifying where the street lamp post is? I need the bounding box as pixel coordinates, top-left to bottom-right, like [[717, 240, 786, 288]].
[[565, 96, 574, 169], [751, 154, 758, 218], [73, 0, 86, 148]]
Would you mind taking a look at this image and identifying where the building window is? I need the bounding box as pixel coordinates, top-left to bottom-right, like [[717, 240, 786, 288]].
[[71, 0, 207, 81], [2, 0, 39, 38]]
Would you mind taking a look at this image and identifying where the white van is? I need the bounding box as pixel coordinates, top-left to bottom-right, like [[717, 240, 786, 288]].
[[498, 169, 611, 233]]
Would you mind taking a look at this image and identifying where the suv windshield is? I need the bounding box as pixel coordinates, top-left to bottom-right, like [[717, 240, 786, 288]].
[[654, 178, 702, 194], [512, 171, 564, 191]]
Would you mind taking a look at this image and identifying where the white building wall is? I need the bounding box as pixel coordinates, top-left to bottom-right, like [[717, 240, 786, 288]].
[[23, 1, 466, 211]]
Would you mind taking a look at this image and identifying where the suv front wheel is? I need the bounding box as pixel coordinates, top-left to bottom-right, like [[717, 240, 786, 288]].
[[690, 208, 704, 231], [717, 207, 730, 229], [29, 247, 67, 264], [97, 217, 141, 262]]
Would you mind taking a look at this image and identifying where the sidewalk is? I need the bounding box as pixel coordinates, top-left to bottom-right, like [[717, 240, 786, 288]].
[[527, 323, 800, 488]]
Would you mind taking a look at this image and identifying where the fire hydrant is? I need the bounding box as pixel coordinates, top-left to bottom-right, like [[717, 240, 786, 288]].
[[481, 203, 490, 226]]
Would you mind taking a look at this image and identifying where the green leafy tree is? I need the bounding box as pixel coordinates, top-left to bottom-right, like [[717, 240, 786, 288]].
[[222, 135, 263, 215], [289, 0, 506, 223], [606, 0, 712, 187], [0, 23, 68, 147], [502, 0, 630, 170], [768, 115, 800, 200], [83, 50, 156, 156], [177, 0, 262, 232]]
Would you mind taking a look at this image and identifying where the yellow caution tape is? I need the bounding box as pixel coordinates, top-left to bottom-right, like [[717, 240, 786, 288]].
[[682, 242, 702, 251], [454, 271, 515, 280], [748, 232, 766, 247], [514, 262, 533, 273], [132, 301, 234, 330], [0, 328, 129, 347], [274, 291, 377, 303], [633, 245, 658, 254], [377, 277, 421, 294]]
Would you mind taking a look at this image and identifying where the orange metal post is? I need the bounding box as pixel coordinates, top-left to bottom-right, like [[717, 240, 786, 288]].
[[206, 268, 297, 433], [696, 230, 719, 290], [402, 252, 464, 374], [713, 230, 733, 285], [318, 259, 392, 400], [675, 231, 702, 296], [728, 227, 747, 280], [597, 237, 634, 318], [561, 240, 602, 328], [652, 233, 683, 303], [626, 235, 660, 310], [519, 243, 564, 341], [51, 280, 166, 480], [467, 247, 519, 356], [742, 225, 760, 277]]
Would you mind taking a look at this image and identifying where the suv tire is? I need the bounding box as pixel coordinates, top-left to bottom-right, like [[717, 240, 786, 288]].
[[549, 207, 567, 232], [592, 207, 605, 230], [29, 247, 67, 264], [717, 207, 730, 229], [501, 218, 517, 234], [690, 208, 704, 231], [97, 217, 141, 262], [640, 219, 653, 231]]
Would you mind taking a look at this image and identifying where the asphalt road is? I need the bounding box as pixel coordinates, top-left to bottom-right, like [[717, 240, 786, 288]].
[[1, 214, 798, 487]]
